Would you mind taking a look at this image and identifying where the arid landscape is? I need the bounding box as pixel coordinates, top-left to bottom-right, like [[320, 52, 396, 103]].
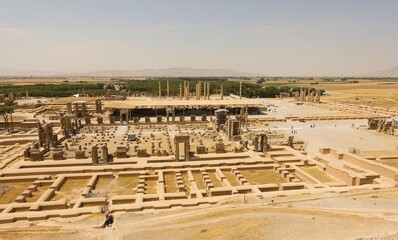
[[1, 76, 398, 240], [1, 1, 398, 239]]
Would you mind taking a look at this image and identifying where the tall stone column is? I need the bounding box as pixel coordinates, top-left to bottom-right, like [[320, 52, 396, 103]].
[[166, 109, 170, 123], [187, 82, 190, 99], [91, 145, 99, 164], [102, 144, 109, 163], [221, 84, 224, 100], [260, 134, 269, 153], [81, 103, 86, 117], [172, 108, 175, 123], [203, 81, 207, 98], [197, 83, 200, 100], [254, 136, 259, 152], [158, 81, 161, 98], [184, 140, 190, 161], [207, 83, 210, 100], [198, 81, 202, 100], [166, 80, 170, 98], [95, 99, 102, 113], [239, 81, 242, 99], [74, 103, 79, 118], [244, 107, 248, 128], [66, 103, 72, 115], [183, 81, 187, 100], [179, 83, 182, 100], [175, 141, 179, 161], [195, 83, 197, 100]]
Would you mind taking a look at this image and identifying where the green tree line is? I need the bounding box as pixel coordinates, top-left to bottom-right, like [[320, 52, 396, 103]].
[[0, 79, 323, 98]]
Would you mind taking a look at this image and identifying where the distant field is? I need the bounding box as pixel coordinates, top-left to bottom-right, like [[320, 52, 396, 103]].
[[1, 77, 397, 110]]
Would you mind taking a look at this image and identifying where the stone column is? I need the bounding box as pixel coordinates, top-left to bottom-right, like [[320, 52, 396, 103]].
[[175, 141, 179, 161], [183, 81, 187, 99], [198, 81, 202, 100], [306, 91, 309, 101], [196, 83, 200, 100], [74, 103, 79, 118], [166, 80, 170, 98], [102, 144, 109, 163], [207, 83, 210, 100], [260, 134, 269, 153], [157, 115, 162, 123], [239, 81, 242, 99], [25, 90, 29, 99], [254, 135, 259, 152], [187, 82, 190, 100], [244, 107, 248, 128], [95, 99, 102, 113], [179, 83, 183, 100], [81, 103, 86, 117], [158, 81, 161, 98], [288, 136, 294, 148], [184, 140, 190, 161], [91, 145, 99, 164], [221, 84, 224, 100], [66, 103, 72, 114], [203, 81, 206, 98], [194, 83, 197, 100]]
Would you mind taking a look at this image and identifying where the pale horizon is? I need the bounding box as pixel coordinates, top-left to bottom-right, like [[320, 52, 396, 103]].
[[1, 0, 398, 76]]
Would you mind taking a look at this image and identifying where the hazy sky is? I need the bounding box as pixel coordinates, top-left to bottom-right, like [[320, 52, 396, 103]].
[[0, 0, 397, 76]]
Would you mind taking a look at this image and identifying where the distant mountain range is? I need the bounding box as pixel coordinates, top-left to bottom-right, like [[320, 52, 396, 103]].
[[0, 68, 263, 77], [0, 68, 59, 76], [365, 66, 398, 78]]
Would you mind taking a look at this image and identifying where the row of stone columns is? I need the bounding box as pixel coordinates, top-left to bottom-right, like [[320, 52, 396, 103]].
[[158, 81, 221, 100], [294, 88, 321, 102], [158, 80, 172, 98], [66, 102, 87, 118], [1, 91, 29, 101], [91, 144, 109, 164]]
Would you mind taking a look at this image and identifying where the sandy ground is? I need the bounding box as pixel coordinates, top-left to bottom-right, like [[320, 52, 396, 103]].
[[2, 189, 398, 240], [269, 119, 398, 156], [265, 99, 347, 117], [263, 100, 398, 156]]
